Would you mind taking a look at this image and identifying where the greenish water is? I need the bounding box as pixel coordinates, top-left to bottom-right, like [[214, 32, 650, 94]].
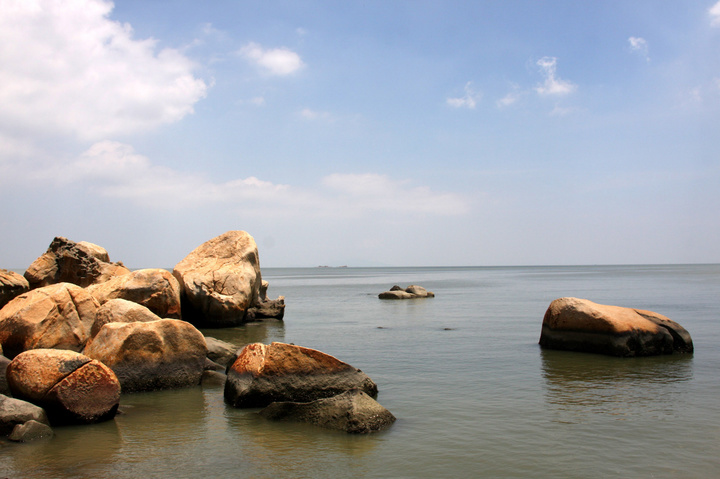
[[2, 265, 719, 478]]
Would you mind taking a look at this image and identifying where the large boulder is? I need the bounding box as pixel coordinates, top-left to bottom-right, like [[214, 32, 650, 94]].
[[259, 388, 396, 433], [83, 319, 207, 392], [0, 394, 50, 435], [90, 298, 162, 338], [87, 268, 182, 320], [173, 231, 263, 327], [24, 236, 130, 289], [225, 342, 378, 408], [379, 284, 435, 299], [6, 349, 120, 424], [0, 269, 30, 310], [539, 297, 694, 357], [0, 283, 99, 358]]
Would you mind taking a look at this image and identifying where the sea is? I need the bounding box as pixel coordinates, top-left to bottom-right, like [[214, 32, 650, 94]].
[[1, 264, 719, 478]]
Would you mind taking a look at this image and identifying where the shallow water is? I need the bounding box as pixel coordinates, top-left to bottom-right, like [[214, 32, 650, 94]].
[[2, 265, 719, 478]]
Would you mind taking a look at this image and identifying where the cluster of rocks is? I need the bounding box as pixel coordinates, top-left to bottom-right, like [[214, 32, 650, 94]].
[[378, 284, 435, 299], [1, 231, 393, 442]]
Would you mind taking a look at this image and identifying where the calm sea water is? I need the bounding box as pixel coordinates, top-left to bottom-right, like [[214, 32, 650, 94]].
[[2, 265, 719, 478]]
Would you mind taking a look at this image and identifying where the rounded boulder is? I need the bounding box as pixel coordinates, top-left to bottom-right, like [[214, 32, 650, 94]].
[[224, 342, 378, 408], [0, 283, 99, 358], [6, 349, 120, 424], [83, 319, 207, 392]]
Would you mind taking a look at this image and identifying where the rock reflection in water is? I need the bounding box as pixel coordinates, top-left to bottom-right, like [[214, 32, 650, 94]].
[[540, 349, 693, 423], [223, 404, 381, 478]]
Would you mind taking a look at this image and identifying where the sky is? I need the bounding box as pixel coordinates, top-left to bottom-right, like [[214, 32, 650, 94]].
[[1, 0, 719, 269]]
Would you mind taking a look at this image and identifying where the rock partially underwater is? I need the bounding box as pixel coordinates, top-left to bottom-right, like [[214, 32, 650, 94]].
[[539, 297, 693, 357]]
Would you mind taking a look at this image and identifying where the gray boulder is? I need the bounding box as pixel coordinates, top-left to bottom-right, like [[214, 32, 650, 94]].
[[259, 388, 396, 433], [205, 336, 239, 368], [0, 393, 50, 435]]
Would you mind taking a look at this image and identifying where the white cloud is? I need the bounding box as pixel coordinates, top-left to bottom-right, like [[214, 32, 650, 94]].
[[628, 36, 650, 62], [299, 108, 334, 121], [447, 82, 482, 109], [496, 84, 523, 108], [0, 0, 207, 141], [322, 173, 468, 216], [14, 141, 467, 218], [239, 42, 304, 76], [534, 57, 576, 96], [710, 1, 720, 27]]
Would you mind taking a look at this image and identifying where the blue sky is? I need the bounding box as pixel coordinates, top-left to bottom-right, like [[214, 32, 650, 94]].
[[1, 0, 719, 268]]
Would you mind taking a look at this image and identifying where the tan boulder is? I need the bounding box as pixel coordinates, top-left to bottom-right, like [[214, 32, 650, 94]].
[[0, 269, 30, 310], [24, 237, 130, 289], [539, 297, 694, 357], [83, 319, 207, 392], [90, 298, 162, 338], [6, 349, 120, 424], [173, 231, 262, 326], [224, 342, 378, 408], [0, 283, 99, 358], [259, 388, 396, 433], [87, 268, 182, 320]]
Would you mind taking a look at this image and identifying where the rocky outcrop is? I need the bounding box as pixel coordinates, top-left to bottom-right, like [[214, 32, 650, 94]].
[[24, 237, 130, 289], [539, 297, 694, 357], [225, 342, 378, 408], [6, 349, 120, 424], [0, 269, 29, 310], [0, 394, 50, 436], [0, 283, 99, 358], [259, 388, 396, 433], [379, 284, 435, 299], [83, 319, 207, 392], [173, 231, 284, 327], [87, 268, 182, 320], [90, 298, 163, 338]]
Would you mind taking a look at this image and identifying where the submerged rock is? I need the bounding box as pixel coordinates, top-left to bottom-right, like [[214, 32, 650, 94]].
[[259, 388, 396, 433], [225, 342, 378, 408], [379, 284, 435, 299], [8, 419, 54, 442], [24, 236, 130, 289], [539, 297, 694, 357], [6, 349, 120, 425]]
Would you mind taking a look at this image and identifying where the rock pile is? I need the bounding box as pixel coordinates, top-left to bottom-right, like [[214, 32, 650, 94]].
[[379, 284, 435, 299]]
